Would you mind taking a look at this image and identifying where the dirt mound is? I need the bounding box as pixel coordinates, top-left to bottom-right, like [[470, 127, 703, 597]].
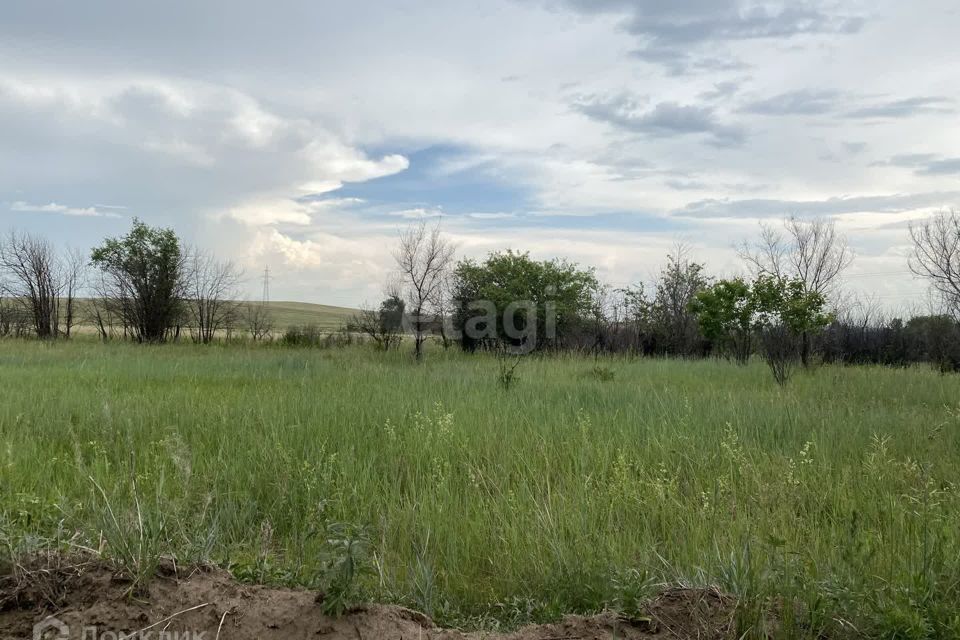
[[2, 559, 735, 639]]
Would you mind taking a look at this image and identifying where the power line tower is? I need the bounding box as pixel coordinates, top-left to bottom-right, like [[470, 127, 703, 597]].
[[261, 265, 271, 306]]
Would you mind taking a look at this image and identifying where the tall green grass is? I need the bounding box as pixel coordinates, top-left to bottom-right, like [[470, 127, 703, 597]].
[[1, 340, 959, 637]]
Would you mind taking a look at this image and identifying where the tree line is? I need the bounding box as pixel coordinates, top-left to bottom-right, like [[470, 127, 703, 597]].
[[355, 210, 960, 384], [3, 211, 960, 383], [0, 219, 271, 343]]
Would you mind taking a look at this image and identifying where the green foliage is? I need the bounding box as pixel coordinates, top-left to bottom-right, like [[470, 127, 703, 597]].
[[691, 275, 833, 376], [318, 523, 371, 617], [905, 315, 960, 373], [2, 341, 960, 636], [90, 218, 185, 342], [752, 275, 832, 336], [496, 353, 521, 390], [590, 365, 616, 382], [690, 278, 755, 364], [452, 250, 598, 350], [379, 295, 405, 332], [88, 473, 170, 597], [650, 251, 711, 355], [691, 275, 833, 340], [282, 325, 354, 348]]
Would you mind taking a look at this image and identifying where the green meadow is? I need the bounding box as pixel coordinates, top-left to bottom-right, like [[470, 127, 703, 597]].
[[2, 340, 959, 637]]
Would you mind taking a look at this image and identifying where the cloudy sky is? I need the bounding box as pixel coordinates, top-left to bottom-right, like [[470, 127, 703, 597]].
[[2, 0, 958, 308]]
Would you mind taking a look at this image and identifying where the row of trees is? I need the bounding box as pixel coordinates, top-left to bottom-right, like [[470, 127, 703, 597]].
[[355, 210, 960, 381], [0, 220, 272, 343], [689, 276, 832, 384], [820, 312, 960, 373], [5, 209, 960, 381]]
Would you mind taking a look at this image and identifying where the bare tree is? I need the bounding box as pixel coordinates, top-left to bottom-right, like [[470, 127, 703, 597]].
[[87, 271, 119, 341], [393, 221, 455, 361], [351, 296, 404, 351], [909, 209, 960, 319], [243, 302, 274, 341], [430, 271, 457, 350], [0, 230, 64, 338], [61, 249, 87, 338], [739, 216, 853, 365], [740, 217, 853, 296], [185, 250, 243, 344]]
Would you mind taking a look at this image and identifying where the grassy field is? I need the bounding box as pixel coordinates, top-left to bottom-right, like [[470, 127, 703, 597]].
[[1, 340, 959, 638]]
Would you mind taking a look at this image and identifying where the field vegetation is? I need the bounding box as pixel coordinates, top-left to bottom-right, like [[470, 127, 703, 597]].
[[3, 213, 960, 638], [2, 340, 959, 638]]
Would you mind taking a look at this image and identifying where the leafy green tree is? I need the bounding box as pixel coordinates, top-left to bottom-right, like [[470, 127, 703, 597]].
[[91, 219, 186, 343], [752, 275, 832, 384], [452, 250, 598, 351], [739, 216, 853, 366], [690, 275, 832, 382], [689, 278, 755, 364], [752, 275, 832, 337], [379, 294, 405, 332]]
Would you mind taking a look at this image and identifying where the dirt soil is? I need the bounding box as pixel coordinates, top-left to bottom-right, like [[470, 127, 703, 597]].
[[2, 559, 736, 640]]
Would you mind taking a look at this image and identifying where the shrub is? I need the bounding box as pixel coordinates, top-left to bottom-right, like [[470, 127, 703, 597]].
[[281, 325, 357, 348], [281, 325, 325, 347], [591, 365, 616, 382]]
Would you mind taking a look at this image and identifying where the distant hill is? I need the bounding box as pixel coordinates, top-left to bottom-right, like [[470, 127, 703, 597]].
[[244, 301, 358, 330], [69, 299, 359, 333]]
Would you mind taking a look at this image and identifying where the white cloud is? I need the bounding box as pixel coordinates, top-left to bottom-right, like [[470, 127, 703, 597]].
[[246, 227, 395, 303], [225, 199, 315, 226], [389, 207, 444, 219], [9, 200, 121, 218], [1, 1, 959, 306], [467, 212, 515, 220], [223, 196, 373, 227]]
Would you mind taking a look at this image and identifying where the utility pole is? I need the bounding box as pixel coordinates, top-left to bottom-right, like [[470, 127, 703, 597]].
[[261, 265, 271, 306]]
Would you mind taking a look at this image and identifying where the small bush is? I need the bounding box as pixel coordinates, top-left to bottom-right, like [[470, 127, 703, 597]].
[[317, 523, 370, 617], [281, 325, 324, 347], [281, 325, 357, 349], [591, 365, 616, 382]]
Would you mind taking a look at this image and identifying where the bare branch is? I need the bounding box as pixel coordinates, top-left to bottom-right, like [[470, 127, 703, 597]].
[[739, 217, 853, 297], [184, 249, 243, 343], [909, 209, 960, 318]]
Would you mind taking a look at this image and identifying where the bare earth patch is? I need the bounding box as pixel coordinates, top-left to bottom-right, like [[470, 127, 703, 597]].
[[2, 560, 735, 640]]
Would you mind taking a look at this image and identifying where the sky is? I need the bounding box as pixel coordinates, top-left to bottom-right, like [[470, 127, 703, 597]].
[[1, 0, 958, 309]]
